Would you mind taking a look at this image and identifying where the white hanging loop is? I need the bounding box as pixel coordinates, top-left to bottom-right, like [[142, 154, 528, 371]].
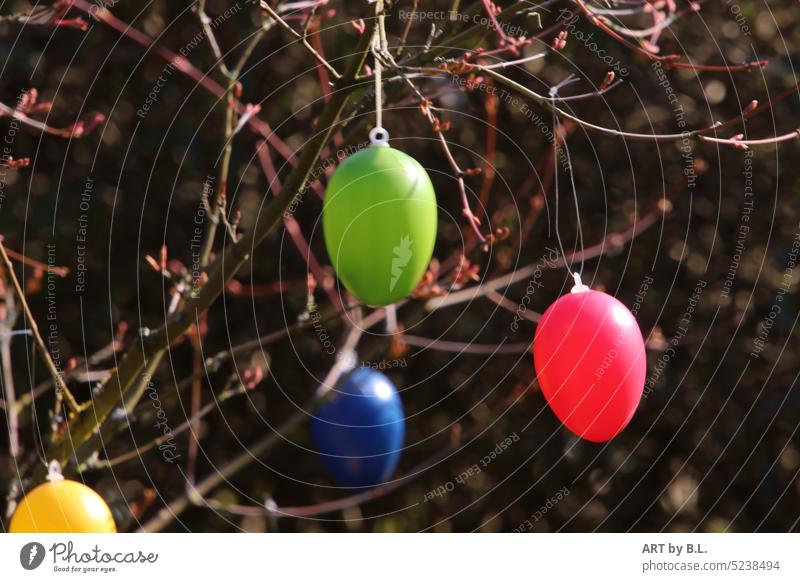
[[369, 126, 390, 147], [570, 271, 589, 294], [45, 460, 65, 482]]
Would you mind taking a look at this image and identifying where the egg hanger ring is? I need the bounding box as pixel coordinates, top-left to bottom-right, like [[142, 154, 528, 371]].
[[370, 127, 390, 147], [46, 459, 64, 482]]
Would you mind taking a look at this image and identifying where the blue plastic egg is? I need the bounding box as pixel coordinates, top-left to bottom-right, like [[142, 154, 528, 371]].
[[310, 368, 405, 488]]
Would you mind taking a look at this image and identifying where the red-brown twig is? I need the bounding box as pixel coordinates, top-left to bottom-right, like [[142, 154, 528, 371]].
[[698, 130, 800, 150], [68, 0, 296, 163], [473, 66, 770, 144], [0, 100, 104, 139], [259, 0, 342, 80], [478, 78, 498, 208], [425, 168, 697, 312], [255, 141, 343, 312], [572, 0, 767, 72], [376, 48, 490, 243], [0, 244, 70, 277], [0, 0, 87, 30]]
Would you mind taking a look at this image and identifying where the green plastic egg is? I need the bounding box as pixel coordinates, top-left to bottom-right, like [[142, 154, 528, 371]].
[[323, 142, 437, 306]]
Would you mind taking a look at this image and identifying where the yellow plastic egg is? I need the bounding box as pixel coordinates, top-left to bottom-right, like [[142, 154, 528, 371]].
[[9, 479, 117, 533]]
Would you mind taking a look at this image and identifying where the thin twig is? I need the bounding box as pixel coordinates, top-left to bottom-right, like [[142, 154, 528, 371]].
[[0, 276, 20, 461], [403, 333, 532, 354], [260, 1, 342, 80], [186, 329, 204, 488], [70, 0, 296, 162], [195, 0, 231, 77], [377, 40, 489, 242], [698, 129, 800, 149], [572, 0, 767, 72], [396, 0, 419, 57], [424, 176, 688, 312], [138, 310, 381, 532], [36, 16, 375, 481], [199, 15, 273, 266], [0, 101, 104, 139], [471, 66, 763, 143], [0, 239, 81, 413], [85, 382, 248, 470]]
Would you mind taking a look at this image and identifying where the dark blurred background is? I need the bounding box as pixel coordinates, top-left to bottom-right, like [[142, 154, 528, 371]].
[[0, 0, 798, 532]]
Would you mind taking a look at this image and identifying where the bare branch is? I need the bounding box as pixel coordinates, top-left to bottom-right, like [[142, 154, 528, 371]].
[[0, 239, 82, 414]]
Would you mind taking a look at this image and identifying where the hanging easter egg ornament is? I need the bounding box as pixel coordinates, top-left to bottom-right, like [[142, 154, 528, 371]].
[[311, 368, 405, 488], [533, 274, 646, 442], [9, 461, 117, 533], [323, 13, 437, 307], [323, 129, 437, 306]]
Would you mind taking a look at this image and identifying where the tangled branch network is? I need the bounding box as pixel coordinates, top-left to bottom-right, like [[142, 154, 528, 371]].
[[0, 0, 798, 533]]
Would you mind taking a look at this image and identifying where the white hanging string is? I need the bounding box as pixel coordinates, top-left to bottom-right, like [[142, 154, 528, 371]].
[[560, 118, 586, 278], [571, 271, 589, 294], [373, 24, 383, 130], [370, 0, 389, 147], [550, 79, 587, 292], [551, 108, 568, 272], [372, 1, 396, 327]]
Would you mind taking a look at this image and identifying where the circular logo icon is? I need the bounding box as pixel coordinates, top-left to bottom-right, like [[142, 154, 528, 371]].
[[19, 542, 46, 570]]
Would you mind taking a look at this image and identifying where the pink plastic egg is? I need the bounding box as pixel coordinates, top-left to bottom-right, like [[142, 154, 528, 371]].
[[533, 277, 646, 442]]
